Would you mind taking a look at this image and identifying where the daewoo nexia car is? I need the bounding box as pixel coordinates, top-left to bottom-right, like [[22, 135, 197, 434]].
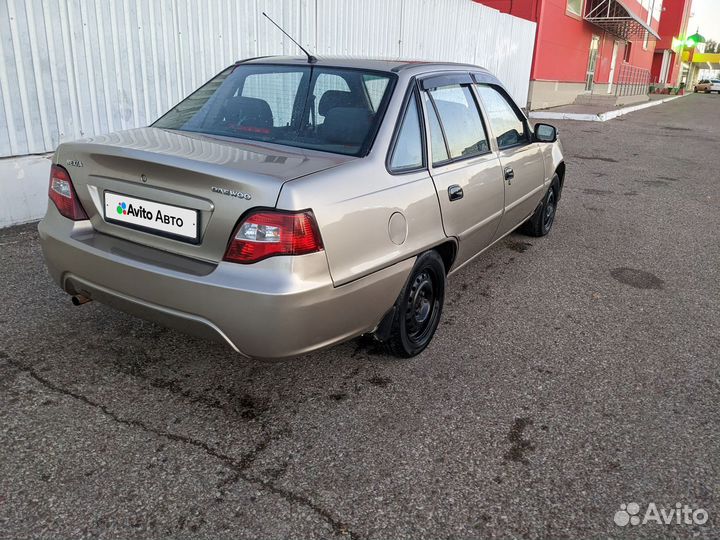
[[39, 57, 565, 358], [694, 79, 720, 93]]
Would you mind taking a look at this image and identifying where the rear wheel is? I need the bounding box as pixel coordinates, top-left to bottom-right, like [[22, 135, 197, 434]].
[[521, 177, 558, 237], [381, 251, 445, 358]]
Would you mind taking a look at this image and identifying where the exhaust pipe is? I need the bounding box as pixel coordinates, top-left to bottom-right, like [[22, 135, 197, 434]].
[[71, 294, 92, 306]]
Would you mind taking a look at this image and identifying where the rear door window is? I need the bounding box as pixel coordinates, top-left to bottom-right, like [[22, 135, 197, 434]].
[[426, 85, 489, 161], [422, 92, 450, 164]]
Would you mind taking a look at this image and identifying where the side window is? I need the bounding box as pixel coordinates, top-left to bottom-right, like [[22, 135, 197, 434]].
[[389, 94, 423, 171], [475, 85, 529, 150], [422, 92, 449, 164], [427, 84, 489, 160]]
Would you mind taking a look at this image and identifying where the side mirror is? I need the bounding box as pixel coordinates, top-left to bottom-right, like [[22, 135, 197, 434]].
[[534, 123, 557, 143]]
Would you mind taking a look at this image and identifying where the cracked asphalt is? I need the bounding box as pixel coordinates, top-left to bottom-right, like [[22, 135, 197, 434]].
[[1, 94, 719, 539]]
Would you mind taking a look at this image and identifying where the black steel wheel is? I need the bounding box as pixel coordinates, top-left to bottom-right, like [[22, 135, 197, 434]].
[[521, 175, 559, 238], [541, 186, 556, 234], [381, 251, 445, 358]]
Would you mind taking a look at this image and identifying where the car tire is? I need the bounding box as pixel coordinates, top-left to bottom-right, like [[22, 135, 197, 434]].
[[521, 177, 558, 237], [381, 250, 446, 358]]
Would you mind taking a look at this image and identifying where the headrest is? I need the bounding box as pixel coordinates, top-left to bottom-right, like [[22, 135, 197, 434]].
[[222, 96, 273, 127], [321, 107, 372, 146], [318, 90, 364, 117]]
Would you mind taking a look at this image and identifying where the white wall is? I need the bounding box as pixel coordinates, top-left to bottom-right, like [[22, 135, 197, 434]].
[[0, 0, 536, 227], [0, 154, 51, 228]]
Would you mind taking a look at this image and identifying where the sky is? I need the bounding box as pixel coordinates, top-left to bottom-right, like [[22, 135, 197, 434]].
[[688, 0, 720, 43]]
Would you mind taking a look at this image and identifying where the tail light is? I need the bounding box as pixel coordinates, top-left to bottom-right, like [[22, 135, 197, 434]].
[[224, 210, 323, 264], [48, 164, 88, 221]]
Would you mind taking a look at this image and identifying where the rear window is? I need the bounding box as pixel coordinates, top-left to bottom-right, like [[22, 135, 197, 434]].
[[153, 65, 396, 157]]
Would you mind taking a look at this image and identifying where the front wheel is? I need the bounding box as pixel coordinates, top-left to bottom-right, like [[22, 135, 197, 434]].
[[380, 251, 446, 358], [521, 179, 558, 237]]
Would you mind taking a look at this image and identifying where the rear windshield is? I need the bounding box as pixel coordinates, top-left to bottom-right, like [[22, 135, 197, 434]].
[[153, 64, 396, 156]]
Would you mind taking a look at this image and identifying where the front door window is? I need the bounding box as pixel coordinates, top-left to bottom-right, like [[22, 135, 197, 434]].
[[585, 35, 600, 92]]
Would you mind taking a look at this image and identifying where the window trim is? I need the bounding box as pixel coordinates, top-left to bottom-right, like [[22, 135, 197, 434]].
[[473, 83, 532, 152], [423, 82, 493, 168], [386, 80, 427, 175], [420, 72, 474, 91]]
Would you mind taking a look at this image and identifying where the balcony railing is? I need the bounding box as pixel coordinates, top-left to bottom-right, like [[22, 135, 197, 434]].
[[614, 64, 651, 97]]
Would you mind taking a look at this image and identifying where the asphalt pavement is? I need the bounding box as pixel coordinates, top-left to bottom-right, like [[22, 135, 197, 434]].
[[1, 93, 718, 539]]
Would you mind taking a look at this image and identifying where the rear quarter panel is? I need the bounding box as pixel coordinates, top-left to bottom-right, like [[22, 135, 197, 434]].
[[276, 157, 445, 286]]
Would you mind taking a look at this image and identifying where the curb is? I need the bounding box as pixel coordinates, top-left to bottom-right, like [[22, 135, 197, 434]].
[[529, 94, 690, 122]]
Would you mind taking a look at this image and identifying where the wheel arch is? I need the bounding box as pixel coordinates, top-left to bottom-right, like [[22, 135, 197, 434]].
[[554, 161, 566, 200], [433, 239, 458, 275]]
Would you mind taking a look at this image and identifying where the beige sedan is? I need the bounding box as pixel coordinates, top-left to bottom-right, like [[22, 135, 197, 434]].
[[694, 79, 720, 93], [38, 57, 565, 358]]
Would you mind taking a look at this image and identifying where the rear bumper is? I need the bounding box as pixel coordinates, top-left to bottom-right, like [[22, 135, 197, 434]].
[[38, 207, 413, 358]]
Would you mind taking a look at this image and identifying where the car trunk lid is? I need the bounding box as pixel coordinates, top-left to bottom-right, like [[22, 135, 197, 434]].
[[57, 127, 353, 262]]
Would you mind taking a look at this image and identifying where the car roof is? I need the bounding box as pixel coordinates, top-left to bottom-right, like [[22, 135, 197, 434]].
[[237, 55, 493, 76]]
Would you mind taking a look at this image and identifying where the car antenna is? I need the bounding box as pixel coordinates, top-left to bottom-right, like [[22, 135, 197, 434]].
[[262, 12, 317, 64]]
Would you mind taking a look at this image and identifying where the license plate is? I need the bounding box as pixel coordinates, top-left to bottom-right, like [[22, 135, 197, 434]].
[[104, 191, 199, 242]]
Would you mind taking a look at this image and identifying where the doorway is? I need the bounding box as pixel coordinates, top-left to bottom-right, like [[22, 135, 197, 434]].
[[608, 41, 620, 93], [585, 35, 600, 92]]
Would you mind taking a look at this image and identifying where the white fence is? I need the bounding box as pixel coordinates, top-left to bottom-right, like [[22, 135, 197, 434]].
[[0, 0, 536, 159]]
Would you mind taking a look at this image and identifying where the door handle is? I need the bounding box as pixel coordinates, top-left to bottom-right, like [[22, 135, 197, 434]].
[[448, 185, 464, 201], [504, 167, 514, 184]]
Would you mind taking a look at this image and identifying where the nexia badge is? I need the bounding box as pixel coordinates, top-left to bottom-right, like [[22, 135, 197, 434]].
[[212, 186, 252, 200]]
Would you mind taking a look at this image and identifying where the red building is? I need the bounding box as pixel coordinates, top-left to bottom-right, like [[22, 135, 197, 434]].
[[475, 0, 681, 109], [650, 0, 693, 86]]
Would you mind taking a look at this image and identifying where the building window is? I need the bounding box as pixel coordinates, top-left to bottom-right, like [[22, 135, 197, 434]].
[[624, 42, 632, 63], [567, 0, 583, 16]]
